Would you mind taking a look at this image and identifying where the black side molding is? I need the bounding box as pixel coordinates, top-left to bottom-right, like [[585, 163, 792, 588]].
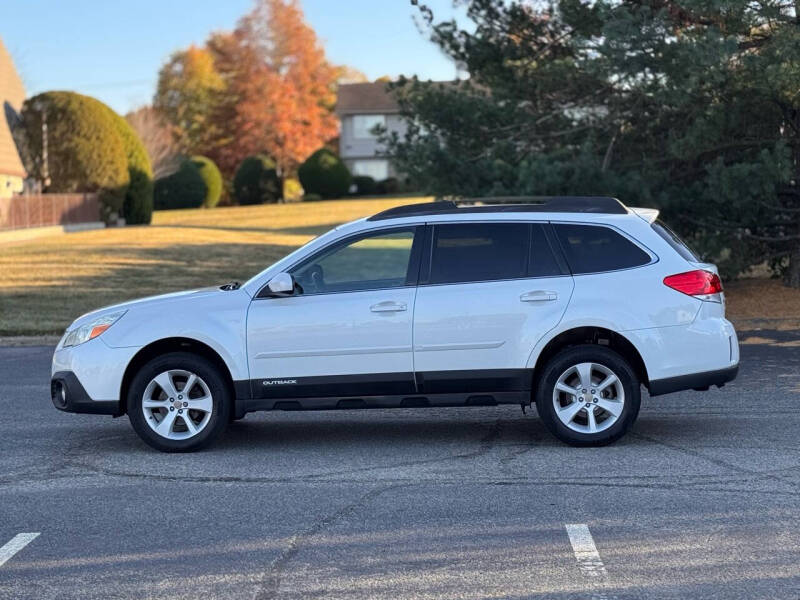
[[239, 391, 528, 415], [51, 371, 121, 416], [648, 365, 739, 397]]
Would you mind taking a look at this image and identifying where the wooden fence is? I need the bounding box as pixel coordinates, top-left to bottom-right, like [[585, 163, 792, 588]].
[[0, 194, 100, 231]]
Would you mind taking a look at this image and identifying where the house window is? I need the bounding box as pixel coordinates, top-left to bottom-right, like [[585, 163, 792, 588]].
[[352, 115, 386, 139], [351, 159, 389, 181]]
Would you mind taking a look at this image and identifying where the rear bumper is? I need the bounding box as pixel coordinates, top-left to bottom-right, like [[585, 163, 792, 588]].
[[51, 371, 121, 415], [648, 364, 739, 397]]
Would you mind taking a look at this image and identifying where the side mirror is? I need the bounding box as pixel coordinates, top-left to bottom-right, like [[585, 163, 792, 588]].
[[266, 272, 295, 296]]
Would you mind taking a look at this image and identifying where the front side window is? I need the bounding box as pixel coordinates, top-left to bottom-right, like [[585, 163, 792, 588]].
[[290, 228, 417, 294], [553, 224, 652, 274], [429, 223, 529, 285], [352, 114, 386, 139]]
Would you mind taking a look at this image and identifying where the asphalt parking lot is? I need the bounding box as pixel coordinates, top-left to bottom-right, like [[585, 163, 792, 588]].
[[1, 332, 799, 600]]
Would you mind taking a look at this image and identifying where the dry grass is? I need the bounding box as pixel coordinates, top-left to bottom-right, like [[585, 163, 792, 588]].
[[0, 197, 429, 336], [724, 278, 800, 331], [1, 195, 799, 337]]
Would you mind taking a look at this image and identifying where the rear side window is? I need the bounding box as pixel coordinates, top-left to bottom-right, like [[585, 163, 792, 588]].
[[530, 224, 564, 277], [652, 220, 700, 262], [429, 223, 528, 284], [553, 224, 651, 274]]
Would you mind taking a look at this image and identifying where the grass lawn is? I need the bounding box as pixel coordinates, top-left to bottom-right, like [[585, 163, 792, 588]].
[[1, 194, 799, 337], [0, 197, 430, 337]]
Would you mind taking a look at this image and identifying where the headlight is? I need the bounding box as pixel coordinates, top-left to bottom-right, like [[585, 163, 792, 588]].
[[62, 310, 127, 348]]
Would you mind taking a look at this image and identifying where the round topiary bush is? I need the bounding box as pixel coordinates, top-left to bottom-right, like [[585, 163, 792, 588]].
[[153, 158, 206, 210], [191, 156, 223, 208], [234, 155, 282, 205], [104, 107, 154, 225], [298, 148, 351, 199], [21, 92, 130, 215]]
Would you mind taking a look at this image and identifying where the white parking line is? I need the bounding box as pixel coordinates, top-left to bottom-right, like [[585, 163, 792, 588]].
[[566, 524, 607, 577], [566, 524, 617, 600], [0, 533, 40, 567]]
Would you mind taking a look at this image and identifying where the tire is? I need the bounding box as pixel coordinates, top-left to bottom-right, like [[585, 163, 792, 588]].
[[127, 352, 231, 452], [535, 345, 640, 447]]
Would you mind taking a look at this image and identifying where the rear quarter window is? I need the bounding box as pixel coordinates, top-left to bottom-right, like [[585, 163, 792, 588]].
[[651, 220, 700, 262], [553, 224, 652, 274]]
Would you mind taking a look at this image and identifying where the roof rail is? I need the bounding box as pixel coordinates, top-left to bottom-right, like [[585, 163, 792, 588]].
[[367, 201, 458, 221], [367, 196, 627, 221]]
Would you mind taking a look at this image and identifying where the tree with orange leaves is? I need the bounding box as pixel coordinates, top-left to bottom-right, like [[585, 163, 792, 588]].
[[155, 0, 340, 178]]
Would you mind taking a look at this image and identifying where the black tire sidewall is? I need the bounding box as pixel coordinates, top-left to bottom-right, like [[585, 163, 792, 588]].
[[128, 352, 230, 452], [536, 345, 640, 446]]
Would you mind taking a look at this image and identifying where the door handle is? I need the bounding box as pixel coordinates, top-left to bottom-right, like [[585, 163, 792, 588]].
[[370, 301, 407, 313], [520, 290, 558, 302]]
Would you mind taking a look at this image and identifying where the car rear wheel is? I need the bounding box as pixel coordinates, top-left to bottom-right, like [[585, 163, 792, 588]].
[[535, 345, 640, 446], [128, 352, 230, 452]]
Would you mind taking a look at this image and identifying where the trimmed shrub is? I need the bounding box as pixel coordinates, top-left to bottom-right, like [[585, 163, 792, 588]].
[[302, 193, 323, 202], [191, 156, 223, 208], [234, 155, 282, 205], [352, 175, 377, 196], [21, 92, 129, 214], [105, 107, 154, 225], [377, 177, 401, 195], [153, 159, 206, 210], [283, 177, 304, 202], [298, 148, 351, 199]]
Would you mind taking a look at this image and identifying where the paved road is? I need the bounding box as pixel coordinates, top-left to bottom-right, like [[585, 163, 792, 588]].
[[1, 332, 799, 600]]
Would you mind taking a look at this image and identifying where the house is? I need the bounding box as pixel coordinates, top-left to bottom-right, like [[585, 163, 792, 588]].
[[0, 37, 26, 198], [335, 82, 407, 181]]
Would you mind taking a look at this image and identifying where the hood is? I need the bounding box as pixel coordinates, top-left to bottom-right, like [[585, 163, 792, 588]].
[[68, 287, 226, 330]]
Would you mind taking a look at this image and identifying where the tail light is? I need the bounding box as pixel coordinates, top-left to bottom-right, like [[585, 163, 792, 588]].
[[663, 270, 723, 297]]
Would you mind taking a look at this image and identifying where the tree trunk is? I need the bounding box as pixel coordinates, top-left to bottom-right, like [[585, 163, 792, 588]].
[[788, 244, 800, 289]]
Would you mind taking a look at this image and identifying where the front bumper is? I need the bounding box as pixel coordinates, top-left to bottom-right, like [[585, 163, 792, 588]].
[[51, 371, 121, 415], [51, 336, 139, 408], [648, 364, 739, 397]]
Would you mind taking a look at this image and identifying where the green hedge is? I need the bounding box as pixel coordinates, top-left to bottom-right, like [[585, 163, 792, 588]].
[[298, 148, 351, 199], [154, 159, 206, 210], [21, 92, 129, 214], [377, 177, 401, 195], [234, 155, 282, 205], [191, 155, 223, 208]]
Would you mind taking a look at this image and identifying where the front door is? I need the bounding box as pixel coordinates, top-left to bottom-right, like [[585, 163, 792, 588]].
[[412, 221, 574, 394], [246, 226, 423, 402]]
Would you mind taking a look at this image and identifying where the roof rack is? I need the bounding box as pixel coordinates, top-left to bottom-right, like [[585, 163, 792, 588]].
[[367, 196, 627, 221]]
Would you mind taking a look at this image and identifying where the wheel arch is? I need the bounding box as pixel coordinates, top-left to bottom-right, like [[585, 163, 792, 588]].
[[530, 326, 649, 391], [119, 337, 239, 415]]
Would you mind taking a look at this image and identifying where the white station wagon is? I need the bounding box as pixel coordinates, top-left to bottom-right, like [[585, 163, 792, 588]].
[[51, 197, 739, 451]]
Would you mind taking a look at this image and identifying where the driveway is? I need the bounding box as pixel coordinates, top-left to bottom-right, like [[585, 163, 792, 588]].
[[0, 332, 799, 599]]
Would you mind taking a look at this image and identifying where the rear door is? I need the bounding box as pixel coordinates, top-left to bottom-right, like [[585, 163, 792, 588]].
[[412, 222, 574, 394]]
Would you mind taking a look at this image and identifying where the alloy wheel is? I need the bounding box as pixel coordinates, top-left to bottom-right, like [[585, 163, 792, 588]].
[[552, 362, 625, 434], [141, 370, 213, 440]]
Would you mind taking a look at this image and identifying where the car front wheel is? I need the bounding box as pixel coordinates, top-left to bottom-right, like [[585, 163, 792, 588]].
[[128, 352, 230, 452], [535, 345, 640, 446]]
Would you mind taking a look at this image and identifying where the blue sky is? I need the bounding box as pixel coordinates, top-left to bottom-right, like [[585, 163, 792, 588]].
[[1, 0, 461, 115]]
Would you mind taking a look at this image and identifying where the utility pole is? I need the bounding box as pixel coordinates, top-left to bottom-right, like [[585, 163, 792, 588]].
[[33, 100, 51, 190], [41, 106, 51, 189]]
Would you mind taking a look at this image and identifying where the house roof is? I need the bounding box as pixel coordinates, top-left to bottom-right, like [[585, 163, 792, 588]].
[[0, 37, 26, 178], [336, 82, 399, 115]]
